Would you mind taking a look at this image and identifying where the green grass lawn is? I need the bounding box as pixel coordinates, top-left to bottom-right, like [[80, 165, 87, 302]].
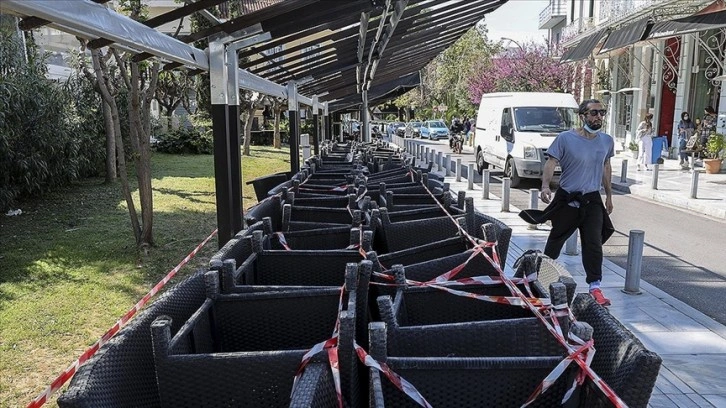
[[0, 146, 291, 407]]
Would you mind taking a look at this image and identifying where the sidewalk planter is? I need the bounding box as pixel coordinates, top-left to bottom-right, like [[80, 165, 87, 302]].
[[703, 158, 723, 174]]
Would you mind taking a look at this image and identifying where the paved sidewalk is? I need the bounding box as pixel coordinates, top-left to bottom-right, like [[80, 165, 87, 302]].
[[610, 153, 726, 220], [398, 143, 726, 407]]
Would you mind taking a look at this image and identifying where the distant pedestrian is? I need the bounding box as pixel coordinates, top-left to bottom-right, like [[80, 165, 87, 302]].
[[519, 99, 615, 307], [468, 118, 476, 146], [677, 111, 695, 168], [636, 113, 655, 171]]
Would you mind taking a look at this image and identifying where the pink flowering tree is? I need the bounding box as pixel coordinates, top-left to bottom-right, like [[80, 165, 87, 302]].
[[467, 42, 574, 104]]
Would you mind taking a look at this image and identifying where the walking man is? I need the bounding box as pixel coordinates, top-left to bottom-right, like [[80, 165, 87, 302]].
[[519, 99, 615, 306]]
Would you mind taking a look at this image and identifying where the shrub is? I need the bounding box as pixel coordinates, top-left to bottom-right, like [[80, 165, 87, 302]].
[[155, 126, 213, 154]]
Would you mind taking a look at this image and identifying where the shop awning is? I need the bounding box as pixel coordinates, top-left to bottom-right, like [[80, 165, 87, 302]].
[[649, 10, 726, 39], [560, 28, 609, 63], [599, 17, 653, 54]]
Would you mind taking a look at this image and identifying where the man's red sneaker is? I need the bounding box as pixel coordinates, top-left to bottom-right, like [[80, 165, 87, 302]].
[[590, 288, 611, 306]]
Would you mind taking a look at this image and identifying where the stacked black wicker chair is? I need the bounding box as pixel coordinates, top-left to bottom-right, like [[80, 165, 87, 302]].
[[367, 267, 586, 407], [150, 264, 365, 407]]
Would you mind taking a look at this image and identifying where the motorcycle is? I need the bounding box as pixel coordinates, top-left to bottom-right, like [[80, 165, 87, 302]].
[[450, 132, 464, 154]]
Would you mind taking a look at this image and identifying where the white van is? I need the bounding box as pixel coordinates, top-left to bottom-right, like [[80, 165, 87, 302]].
[[473, 92, 579, 187]]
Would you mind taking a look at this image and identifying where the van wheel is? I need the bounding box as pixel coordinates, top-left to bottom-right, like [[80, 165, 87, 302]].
[[505, 158, 521, 188], [476, 150, 489, 174]]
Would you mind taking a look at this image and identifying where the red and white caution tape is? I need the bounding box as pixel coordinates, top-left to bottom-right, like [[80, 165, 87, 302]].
[[26, 228, 218, 408]]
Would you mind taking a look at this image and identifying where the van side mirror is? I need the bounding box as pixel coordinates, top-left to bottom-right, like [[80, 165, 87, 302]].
[[500, 125, 513, 140]]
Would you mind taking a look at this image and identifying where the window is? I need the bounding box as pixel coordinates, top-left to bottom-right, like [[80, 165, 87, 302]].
[[512, 107, 579, 132]]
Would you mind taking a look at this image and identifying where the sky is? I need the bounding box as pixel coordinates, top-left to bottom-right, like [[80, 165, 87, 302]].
[[482, 0, 550, 46]]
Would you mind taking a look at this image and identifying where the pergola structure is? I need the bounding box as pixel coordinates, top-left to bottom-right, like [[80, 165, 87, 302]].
[[1, 0, 507, 246]]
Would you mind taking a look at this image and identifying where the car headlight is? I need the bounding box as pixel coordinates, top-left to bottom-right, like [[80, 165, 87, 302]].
[[523, 145, 538, 160]]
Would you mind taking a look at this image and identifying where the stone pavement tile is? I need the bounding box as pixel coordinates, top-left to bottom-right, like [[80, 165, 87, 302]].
[[648, 394, 680, 407], [703, 395, 726, 408], [606, 306, 669, 332], [658, 365, 698, 394], [639, 305, 715, 332], [638, 332, 726, 355], [661, 355, 726, 395], [663, 393, 718, 408]]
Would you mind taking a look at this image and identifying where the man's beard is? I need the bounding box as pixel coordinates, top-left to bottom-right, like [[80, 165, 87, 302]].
[[586, 121, 602, 131]]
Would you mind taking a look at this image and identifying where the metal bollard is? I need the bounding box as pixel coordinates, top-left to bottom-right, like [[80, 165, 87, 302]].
[[468, 164, 474, 190], [425, 147, 430, 163], [689, 155, 695, 171], [564, 230, 579, 255], [620, 159, 628, 183], [623, 230, 645, 295], [429, 150, 434, 164], [501, 177, 511, 212], [445, 155, 451, 176], [481, 169, 490, 199], [690, 170, 699, 199], [651, 163, 659, 190], [455, 158, 462, 182], [528, 189, 538, 229], [437, 151, 442, 171]]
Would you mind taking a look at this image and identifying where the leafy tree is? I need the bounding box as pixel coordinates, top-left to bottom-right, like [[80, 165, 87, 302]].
[[467, 41, 574, 103], [393, 25, 496, 119], [154, 70, 194, 128]]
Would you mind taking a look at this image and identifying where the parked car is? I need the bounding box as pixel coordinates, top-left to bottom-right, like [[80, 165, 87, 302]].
[[405, 121, 423, 138], [419, 120, 449, 140], [393, 122, 406, 137]]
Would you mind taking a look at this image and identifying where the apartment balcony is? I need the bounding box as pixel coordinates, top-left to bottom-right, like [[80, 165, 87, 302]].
[[561, 17, 596, 42], [539, 0, 566, 30]]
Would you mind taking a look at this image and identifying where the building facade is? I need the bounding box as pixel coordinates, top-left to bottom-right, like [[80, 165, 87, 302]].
[[540, 0, 726, 151]]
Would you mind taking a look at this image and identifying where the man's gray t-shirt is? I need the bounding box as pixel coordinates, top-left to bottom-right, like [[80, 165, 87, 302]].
[[547, 129, 614, 194]]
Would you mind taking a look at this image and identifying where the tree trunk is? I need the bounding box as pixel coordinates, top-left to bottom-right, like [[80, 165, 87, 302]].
[[243, 103, 254, 156], [102, 99, 117, 183], [91, 48, 141, 243], [273, 105, 282, 149], [129, 61, 158, 249]]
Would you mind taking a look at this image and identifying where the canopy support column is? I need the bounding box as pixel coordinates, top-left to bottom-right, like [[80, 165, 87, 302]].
[[288, 81, 300, 174], [312, 95, 320, 155], [210, 40, 233, 247], [361, 90, 370, 142]]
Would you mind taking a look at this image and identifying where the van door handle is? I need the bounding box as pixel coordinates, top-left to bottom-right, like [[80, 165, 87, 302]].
[[495, 135, 500, 141]]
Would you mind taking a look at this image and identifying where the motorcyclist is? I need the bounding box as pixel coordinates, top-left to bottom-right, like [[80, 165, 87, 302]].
[[449, 117, 465, 148]]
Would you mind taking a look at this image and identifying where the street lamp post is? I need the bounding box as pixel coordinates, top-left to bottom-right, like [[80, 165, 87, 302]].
[[501, 37, 525, 52]]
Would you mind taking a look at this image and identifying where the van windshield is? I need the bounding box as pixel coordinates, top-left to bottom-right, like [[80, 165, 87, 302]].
[[513, 107, 579, 133]]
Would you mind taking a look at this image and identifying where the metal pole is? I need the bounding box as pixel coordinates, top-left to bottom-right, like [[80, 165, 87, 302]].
[[620, 159, 628, 183], [468, 163, 474, 190], [445, 155, 451, 176], [623, 229, 645, 295], [481, 169, 490, 199], [690, 170, 699, 199], [651, 163, 659, 190], [455, 158, 462, 182], [437, 151, 442, 171], [425, 147, 430, 163], [528, 188, 538, 230], [565, 230, 579, 255], [501, 177, 511, 212]]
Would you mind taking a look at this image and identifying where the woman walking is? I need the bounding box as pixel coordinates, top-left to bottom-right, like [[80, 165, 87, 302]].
[[636, 113, 655, 171], [677, 111, 695, 168]]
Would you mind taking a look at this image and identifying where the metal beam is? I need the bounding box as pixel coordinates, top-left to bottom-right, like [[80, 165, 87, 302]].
[[3, 0, 209, 70]]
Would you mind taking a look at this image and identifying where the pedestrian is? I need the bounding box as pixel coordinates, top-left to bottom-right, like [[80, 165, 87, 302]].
[[700, 106, 717, 152], [518, 99, 615, 306], [463, 116, 471, 146], [636, 113, 655, 171], [677, 111, 695, 168]]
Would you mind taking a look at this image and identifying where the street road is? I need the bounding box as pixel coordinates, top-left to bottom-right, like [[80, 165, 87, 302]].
[[405, 137, 726, 325]]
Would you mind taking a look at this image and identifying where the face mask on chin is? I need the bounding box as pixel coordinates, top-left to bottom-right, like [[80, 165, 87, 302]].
[[583, 122, 602, 133]]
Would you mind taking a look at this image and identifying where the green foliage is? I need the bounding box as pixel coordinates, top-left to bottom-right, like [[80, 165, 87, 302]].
[[155, 126, 213, 154], [0, 25, 105, 212], [705, 133, 725, 159], [629, 141, 639, 151]]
